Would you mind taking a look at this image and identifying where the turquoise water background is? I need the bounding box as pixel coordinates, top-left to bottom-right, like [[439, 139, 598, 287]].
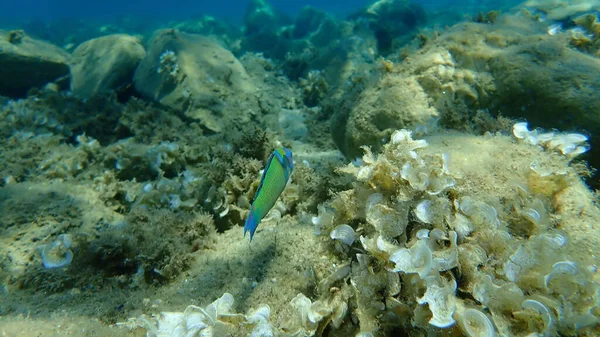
[[0, 0, 520, 23]]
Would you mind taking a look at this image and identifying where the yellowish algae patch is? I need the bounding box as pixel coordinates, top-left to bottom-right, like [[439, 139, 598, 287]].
[[117, 211, 342, 336], [424, 131, 600, 280], [0, 180, 337, 336], [0, 180, 124, 277], [324, 129, 600, 336], [0, 314, 140, 337]]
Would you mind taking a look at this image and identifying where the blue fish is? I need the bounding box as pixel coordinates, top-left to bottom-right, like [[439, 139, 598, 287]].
[[244, 147, 294, 240]]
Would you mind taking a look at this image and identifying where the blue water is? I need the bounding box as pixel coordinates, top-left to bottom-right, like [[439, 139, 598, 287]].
[[0, 0, 522, 54], [1, 0, 371, 22], [0, 0, 514, 24]]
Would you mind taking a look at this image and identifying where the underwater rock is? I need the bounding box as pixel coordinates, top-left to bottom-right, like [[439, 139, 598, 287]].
[[335, 14, 600, 185], [349, 0, 426, 54], [333, 128, 600, 335], [331, 75, 438, 158], [243, 0, 291, 37], [404, 17, 600, 181], [133, 29, 254, 132], [490, 39, 600, 169], [242, 1, 345, 79], [523, 0, 600, 21], [70, 34, 145, 99], [241, 0, 293, 59], [0, 30, 70, 97], [170, 15, 241, 51], [293, 6, 341, 48]]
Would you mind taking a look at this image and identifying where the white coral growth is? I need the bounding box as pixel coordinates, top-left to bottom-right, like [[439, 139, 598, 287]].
[[387, 229, 459, 278], [291, 293, 332, 335], [126, 293, 275, 337], [158, 49, 180, 78], [417, 276, 458, 328], [456, 308, 496, 337], [512, 122, 589, 157]]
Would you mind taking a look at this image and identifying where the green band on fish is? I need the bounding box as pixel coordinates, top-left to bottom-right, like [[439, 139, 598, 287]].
[[244, 147, 294, 240]]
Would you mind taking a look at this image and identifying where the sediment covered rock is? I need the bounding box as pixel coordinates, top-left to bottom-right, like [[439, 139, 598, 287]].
[[133, 28, 254, 132], [0, 30, 70, 97], [70, 34, 145, 99], [331, 74, 438, 158]]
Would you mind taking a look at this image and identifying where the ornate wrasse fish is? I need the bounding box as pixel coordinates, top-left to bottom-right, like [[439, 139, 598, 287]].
[[244, 147, 294, 240]]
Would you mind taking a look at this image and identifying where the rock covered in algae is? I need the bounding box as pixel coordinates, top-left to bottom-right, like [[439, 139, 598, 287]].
[[348, 0, 426, 54], [96, 128, 598, 337], [0, 30, 70, 97], [70, 34, 146, 99], [133, 28, 254, 132], [331, 74, 438, 158], [523, 0, 600, 21], [322, 128, 600, 336], [241, 0, 293, 59], [328, 11, 600, 182], [124, 126, 599, 337]]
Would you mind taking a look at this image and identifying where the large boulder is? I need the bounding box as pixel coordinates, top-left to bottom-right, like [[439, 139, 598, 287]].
[[170, 15, 241, 52], [241, 0, 293, 59], [349, 0, 427, 54], [330, 14, 600, 184], [292, 6, 341, 48], [523, 0, 600, 21], [70, 34, 145, 99], [331, 74, 439, 158], [423, 18, 600, 181], [489, 39, 600, 170], [0, 30, 70, 97], [133, 29, 254, 132]]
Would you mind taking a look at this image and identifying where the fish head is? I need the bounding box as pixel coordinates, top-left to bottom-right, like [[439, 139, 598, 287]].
[[283, 147, 294, 171]]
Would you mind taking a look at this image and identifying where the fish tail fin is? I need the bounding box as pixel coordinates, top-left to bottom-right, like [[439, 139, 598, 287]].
[[244, 208, 258, 241]]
